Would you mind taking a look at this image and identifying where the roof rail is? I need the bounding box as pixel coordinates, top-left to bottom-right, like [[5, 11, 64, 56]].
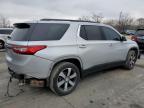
[[40, 19, 96, 23]]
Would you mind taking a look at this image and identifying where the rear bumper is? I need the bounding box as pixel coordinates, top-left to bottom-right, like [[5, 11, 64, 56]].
[[8, 68, 25, 79], [6, 55, 54, 79]]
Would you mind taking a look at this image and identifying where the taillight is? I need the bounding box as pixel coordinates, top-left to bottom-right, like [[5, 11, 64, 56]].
[[131, 36, 137, 42], [12, 45, 47, 55]]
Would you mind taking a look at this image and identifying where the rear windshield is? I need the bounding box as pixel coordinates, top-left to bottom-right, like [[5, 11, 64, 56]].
[[10, 23, 34, 41], [11, 23, 70, 41], [136, 30, 144, 36], [0, 29, 13, 34]]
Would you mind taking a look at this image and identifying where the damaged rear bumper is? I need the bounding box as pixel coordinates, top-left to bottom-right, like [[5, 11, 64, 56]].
[[8, 68, 47, 87]]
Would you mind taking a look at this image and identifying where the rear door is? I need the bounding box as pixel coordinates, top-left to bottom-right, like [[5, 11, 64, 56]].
[[78, 25, 115, 70]]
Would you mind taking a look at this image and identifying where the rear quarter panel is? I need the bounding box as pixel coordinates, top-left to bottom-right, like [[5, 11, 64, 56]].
[[28, 23, 82, 64]]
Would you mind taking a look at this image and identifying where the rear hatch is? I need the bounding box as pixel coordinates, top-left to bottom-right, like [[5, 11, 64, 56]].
[[6, 22, 70, 61], [6, 23, 36, 64]]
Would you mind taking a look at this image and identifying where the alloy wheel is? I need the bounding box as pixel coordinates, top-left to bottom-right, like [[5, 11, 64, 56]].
[[128, 51, 136, 68], [57, 68, 77, 92]]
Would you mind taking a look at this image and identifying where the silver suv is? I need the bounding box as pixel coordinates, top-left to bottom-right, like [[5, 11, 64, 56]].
[[0, 28, 13, 49], [6, 19, 139, 95]]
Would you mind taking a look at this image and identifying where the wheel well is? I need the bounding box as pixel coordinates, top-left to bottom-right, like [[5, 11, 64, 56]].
[[52, 58, 82, 77], [130, 47, 138, 56], [0, 40, 4, 43], [0, 40, 5, 48]]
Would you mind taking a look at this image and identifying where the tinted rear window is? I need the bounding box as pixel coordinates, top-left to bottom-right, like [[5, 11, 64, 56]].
[[11, 23, 69, 41], [11, 28, 30, 41], [0, 29, 13, 34], [11, 23, 35, 41], [30, 23, 69, 41], [80, 25, 105, 40]]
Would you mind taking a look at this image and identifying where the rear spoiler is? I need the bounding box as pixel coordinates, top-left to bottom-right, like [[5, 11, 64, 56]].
[[13, 23, 30, 28]]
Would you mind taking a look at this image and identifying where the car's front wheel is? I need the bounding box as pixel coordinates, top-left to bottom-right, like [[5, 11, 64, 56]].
[[124, 50, 137, 70], [50, 62, 80, 96]]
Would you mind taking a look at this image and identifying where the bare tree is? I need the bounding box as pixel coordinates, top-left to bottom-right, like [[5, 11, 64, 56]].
[[78, 12, 143, 32], [78, 13, 104, 23], [118, 12, 134, 33], [0, 15, 11, 28], [104, 19, 118, 27], [78, 16, 91, 21], [91, 13, 103, 23], [136, 18, 144, 28]]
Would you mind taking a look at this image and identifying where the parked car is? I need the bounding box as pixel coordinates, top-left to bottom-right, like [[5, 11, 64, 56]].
[[124, 30, 136, 40], [131, 29, 144, 52], [6, 19, 139, 96], [0, 28, 13, 49], [125, 30, 136, 35]]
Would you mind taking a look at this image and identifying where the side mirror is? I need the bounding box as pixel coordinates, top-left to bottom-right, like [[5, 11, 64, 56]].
[[120, 36, 127, 41]]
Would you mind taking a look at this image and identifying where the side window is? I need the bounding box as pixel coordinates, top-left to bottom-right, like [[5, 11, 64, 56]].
[[80, 25, 105, 40], [30, 23, 69, 41], [102, 27, 121, 41], [80, 25, 88, 40]]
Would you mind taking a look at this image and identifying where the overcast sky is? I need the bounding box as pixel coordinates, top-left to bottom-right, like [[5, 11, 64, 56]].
[[0, 0, 144, 24]]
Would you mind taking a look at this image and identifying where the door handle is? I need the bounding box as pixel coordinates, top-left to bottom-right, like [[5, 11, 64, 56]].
[[79, 44, 87, 48]]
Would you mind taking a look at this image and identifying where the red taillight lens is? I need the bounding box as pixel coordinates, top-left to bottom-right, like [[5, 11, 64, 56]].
[[12, 45, 47, 55], [131, 36, 137, 41]]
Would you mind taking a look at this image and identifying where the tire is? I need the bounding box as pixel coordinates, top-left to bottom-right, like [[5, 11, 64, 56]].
[[0, 41, 4, 49], [124, 50, 137, 70], [50, 62, 80, 96]]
